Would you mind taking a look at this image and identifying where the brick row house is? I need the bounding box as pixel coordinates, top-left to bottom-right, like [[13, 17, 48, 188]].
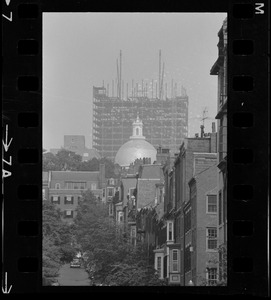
[[109, 130, 220, 285], [43, 164, 107, 223], [210, 17, 227, 282], [105, 18, 227, 286]]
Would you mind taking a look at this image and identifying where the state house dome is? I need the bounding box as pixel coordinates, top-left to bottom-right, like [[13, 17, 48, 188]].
[[114, 116, 157, 167]]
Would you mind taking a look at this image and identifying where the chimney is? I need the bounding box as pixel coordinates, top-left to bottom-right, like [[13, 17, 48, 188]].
[[156, 147, 170, 165], [200, 125, 204, 138], [212, 122, 216, 133]]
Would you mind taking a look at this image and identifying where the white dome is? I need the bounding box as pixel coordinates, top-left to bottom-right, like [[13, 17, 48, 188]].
[[115, 139, 157, 167], [114, 115, 157, 167]]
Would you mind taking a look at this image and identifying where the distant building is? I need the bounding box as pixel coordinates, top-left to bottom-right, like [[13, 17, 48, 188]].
[[43, 164, 106, 223], [50, 135, 101, 161], [92, 85, 188, 161]]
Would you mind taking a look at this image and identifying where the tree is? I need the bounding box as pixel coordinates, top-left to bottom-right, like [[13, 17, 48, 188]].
[[55, 149, 82, 171], [77, 157, 100, 171], [73, 190, 167, 286], [42, 200, 76, 282], [100, 157, 118, 178], [43, 152, 60, 171]]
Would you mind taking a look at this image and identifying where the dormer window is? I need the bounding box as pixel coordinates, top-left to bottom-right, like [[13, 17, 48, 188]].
[[136, 128, 139, 135], [55, 183, 60, 189]]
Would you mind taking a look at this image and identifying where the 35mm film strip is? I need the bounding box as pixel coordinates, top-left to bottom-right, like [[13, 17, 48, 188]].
[[2, 0, 269, 295]]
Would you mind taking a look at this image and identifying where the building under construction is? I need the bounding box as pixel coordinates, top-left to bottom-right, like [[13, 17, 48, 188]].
[[92, 51, 189, 161]]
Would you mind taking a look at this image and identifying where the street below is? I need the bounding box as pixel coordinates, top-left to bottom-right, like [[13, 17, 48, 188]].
[[57, 263, 91, 286]]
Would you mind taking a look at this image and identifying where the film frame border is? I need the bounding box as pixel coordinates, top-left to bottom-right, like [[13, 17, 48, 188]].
[[2, 0, 269, 295]]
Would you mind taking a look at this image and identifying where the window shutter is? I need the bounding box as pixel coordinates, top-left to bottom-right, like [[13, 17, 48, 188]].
[[64, 196, 66, 204], [72, 196, 74, 204], [58, 196, 60, 203], [51, 196, 53, 202]]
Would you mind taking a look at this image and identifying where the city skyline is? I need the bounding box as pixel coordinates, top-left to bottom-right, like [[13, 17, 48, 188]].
[[43, 12, 226, 152]]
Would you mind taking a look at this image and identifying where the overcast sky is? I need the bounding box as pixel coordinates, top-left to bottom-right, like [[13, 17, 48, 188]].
[[43, 12, 226, 151]]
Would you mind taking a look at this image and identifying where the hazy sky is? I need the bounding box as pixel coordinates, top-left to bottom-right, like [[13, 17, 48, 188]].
[[43, 12, 226, 151]]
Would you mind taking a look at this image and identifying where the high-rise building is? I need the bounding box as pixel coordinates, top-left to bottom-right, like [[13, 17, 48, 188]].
[[92, 86, 188, 161]]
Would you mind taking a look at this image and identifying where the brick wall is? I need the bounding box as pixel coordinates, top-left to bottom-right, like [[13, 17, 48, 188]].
[[137, 179, 161, 209], [194, 165, 218, 285]]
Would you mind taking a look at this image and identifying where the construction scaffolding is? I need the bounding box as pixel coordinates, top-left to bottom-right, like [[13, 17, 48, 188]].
[[92, 86, 188, 161]]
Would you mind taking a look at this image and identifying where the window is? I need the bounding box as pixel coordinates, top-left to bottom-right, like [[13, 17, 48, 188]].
[[109, 203, 113, 216], [64, 196, 74, 205], [171, 249, 179, 273], [207, 228, 217, 250], [108, 187, 114, 197], [64, 210, 73, 218], [55, 183, 60, 189], [136, 128, 139, 135], [118, 211, 123, 223], [167, 221, 173, 242], [218, 191, 222, 225], [157, 256, 162, 278], [207, 195, 217, 213], [102, 188, 106, 197], [91, 183, 97, 190], [129, 188, 136, 198], [51, 195, 60, 204], [184, 245, 191, 273], [207, 268, 217, 285], [83, 153, 88, 157], [65, 182, 86, 189], [42, 189, 46, 200]]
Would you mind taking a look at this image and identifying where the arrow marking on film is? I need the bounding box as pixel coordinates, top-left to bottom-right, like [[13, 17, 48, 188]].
[[2, 272, 12, 294]]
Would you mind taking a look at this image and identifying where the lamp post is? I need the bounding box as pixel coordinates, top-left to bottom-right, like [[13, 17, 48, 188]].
[[188, 280, 194, 286]]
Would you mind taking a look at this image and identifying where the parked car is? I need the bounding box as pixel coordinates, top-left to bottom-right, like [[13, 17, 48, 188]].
[[70, 258, 81, 268]]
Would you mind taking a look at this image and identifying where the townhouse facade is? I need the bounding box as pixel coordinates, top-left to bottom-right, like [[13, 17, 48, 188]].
[[107, 19, 227, 286], [43, 164, 107, 223], [188, 155, 218, 286], [210, 17, 227, 283]]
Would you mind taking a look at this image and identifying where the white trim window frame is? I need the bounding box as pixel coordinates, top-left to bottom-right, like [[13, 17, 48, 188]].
[[64, 195, 74, 205], [171, 249, 180, 273], [107, 187, 115, 197], [64, 209, 73, 218], [91, 183, 97, 190], [206, 227, 218, 251], [155, 255, 164, 279], [51, 195, 60, 204], [207, 268, 217, 286], [167, 221, 174, 243], [206, 194, 217, 213]]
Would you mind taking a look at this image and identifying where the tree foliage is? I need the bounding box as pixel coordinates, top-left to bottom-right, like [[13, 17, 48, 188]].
[[42, 200, 76, 282], [73, 190, 167, 286], [43, 149, 120, 178]]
